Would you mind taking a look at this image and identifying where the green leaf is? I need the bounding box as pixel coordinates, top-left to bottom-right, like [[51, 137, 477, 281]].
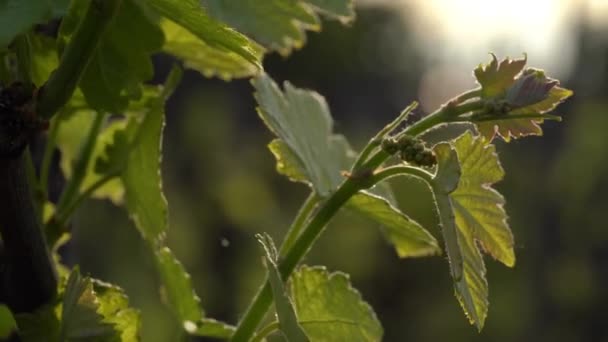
[[156, 247, 204, 325], [472, 56, 573, 142], [0, 0, 68, 49], [253, 73, 348, 196], [290, 266, 382, 341], [268, 139, 309, 183], [431, 131, 515, 330], [474, 54, 527, 99], [185, 318, 236, 339], [28, 32, 59, 86], [148, 0, 260, 67], [347, 192, 441, 258], [15, 304, 61, 341], [202, 0, 354, 55], [160, 19, 262, 80], [257, 233, 309, 342], [93, 280, 141, 342], [0, 305, 17, 339], [60, 268, 117, 340], [59, 0, 164, 112]]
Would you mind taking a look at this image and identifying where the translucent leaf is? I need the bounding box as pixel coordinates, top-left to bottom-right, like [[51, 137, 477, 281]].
[[160, 19, 262, 80], [268, 139, 309, 183], [432, 131, 515, 330], [289, 266, 383, 341], [202, 0, 354, 55], [60, 268, 117, 340], [474, 54, 527, 98], [347, 192, 440, 258], [148, 0, 260, 67], [473, 58, 573, 142], [185, 318, 236, 339], [252, 73, 347, 196], [257, 233, 309, 342], [93, 280, 141, 342], [0, 0, 68, 48], [156, 247, 203, 324], [28, 32, 59, 87], [59, 0, 164, 113]]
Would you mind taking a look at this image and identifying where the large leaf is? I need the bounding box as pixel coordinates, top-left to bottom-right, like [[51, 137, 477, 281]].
[[148, 0, 260, 67], [432, 130, 515, 330], [473, 55, 573, 142], [59, 0, 164, 113], [156, 247, 204, 325], [160, 19, 262, 80], [202, 0, 354, 55], [258, 233, 309, 342], [0, 0, 68, 49], [290, 266, 382, 341], [186, 318, 236, 339], [93, 280, 141, 342]]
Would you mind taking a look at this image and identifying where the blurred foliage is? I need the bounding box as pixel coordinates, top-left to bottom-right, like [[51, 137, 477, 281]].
[[55, 5, 608, 342]]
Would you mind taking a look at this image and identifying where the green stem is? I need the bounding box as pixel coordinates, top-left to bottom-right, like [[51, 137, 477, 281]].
[[250, 321, 280, 342], [36, 0, 123, 119], [13, 34, 32, 83], [351, 102, 418, 171], [232, 98, 484, 341], [55, 171, 119, 226], [279, 192, 320, 257], [56, 111, 105, 215], [371, 165, 434, 185], [454, 88, 481, 103]]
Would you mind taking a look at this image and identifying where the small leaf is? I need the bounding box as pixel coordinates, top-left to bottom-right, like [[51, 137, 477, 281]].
[[347, 192, 441, 258], [186, 318, 236, 339], [60, 268, 117, 340], [93, 280, 141, 342], [28, 32, 60, 87], [268, 139, 309, 183], [156, 247, 204, 325], [290, 266, 383, 341], [431, 131, 515, 330], [257, 233, 309, 342], [148, 0, 260, 67], [474, 54, 527, 99], [160, 19, 263, 80], [202, 0, 354, 55]]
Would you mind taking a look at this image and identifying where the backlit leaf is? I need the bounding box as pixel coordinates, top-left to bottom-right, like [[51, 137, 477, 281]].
[[432, 131, 515, 330], [290, 266, 382, 341], [474, 54, 526, 99], [202, 0, 354, 55], [186, 318, 236, 339]]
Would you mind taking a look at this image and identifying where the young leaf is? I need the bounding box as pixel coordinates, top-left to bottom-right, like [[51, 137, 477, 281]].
[[347, 192, 440, 258], [60, 268, 117, 340], [156, 247, 204, 326], [93, 280, 141, 342], [160, 19, 263, 80], [472, 55, 573, 141], [257, 233, 309, 342], [59, 0, 164, 113], [147, 0, 260, 67], [202, 0, 354, 55], [290, 266, 383, 341], [432, 130, 515, 330]]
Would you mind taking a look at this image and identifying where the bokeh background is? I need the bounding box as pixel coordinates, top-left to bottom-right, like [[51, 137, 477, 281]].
[[61, 1, 608, 341]]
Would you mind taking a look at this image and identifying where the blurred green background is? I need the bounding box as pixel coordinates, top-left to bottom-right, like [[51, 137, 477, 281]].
[[58, 1, 608, 341]]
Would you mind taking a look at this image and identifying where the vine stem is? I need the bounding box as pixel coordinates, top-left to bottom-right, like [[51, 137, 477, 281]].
[[231, 96, 486, 341], [36, 0, 123, 119], [279, 193, 320, 257], [250, 321, 279, 342]]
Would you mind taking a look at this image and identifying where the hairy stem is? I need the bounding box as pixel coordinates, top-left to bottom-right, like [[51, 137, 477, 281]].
[[279, 193, 320, 257], [36, 0, 123, 119], [0, 152, 57, 312], [232, 98, 484, 341]]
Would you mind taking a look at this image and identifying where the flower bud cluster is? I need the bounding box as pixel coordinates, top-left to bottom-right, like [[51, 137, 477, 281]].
[[381, 135, 436, 167]]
